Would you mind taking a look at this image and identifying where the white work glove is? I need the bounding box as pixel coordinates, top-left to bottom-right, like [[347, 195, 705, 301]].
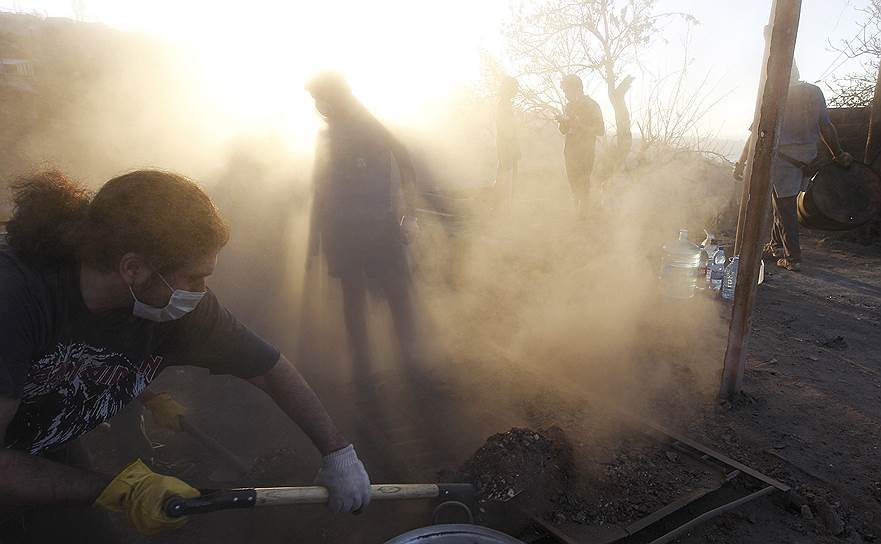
[[315, 445, 371, 513]]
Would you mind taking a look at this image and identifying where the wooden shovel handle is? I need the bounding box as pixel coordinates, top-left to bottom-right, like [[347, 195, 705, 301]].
[[165, 483, 474, 517]]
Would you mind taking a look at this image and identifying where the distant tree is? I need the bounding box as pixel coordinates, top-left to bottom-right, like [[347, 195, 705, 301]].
[[503, 0, 695, 158], [827, 0, 881, 108], [635, 31, 732, 159]]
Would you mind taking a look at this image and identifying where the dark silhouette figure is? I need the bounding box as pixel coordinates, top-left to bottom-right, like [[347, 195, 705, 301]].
[[557, 74, 604, 217], [305, 72, 420, 374]]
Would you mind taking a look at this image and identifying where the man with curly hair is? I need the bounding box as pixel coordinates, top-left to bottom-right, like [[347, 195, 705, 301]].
[[0, 170, 372, 539]]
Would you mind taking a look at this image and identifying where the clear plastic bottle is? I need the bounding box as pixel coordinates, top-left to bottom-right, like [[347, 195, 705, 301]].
[[701, 231, 719, 286], [721, 255, 739, 301], [704, 249, 715, 286], [709, 248, 726, 291], [660, 229, 701, 299], [698, 229, 719, 289], [701, 230, 719, 259]]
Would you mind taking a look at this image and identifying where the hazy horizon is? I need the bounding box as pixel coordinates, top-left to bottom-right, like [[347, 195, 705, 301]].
[[1, 1, 874, 148]]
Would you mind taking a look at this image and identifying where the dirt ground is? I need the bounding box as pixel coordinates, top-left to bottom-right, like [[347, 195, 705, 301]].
[[448, 229, 881, 544], [149, 235, 878, 544], [676, 233, 881, 544], [61, 189, 881, 544]]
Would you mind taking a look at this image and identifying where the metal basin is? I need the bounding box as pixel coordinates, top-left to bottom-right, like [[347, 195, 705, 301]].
[[384, 524, 524, 543], [798, 161, 881, 230]]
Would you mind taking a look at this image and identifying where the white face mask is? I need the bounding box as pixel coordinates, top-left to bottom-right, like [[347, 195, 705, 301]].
[[129, 273, 205, 322]]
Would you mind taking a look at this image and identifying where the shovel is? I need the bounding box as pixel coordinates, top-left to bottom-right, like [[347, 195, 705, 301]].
[[178, 416, 251, 481], [164, 483, 475, 518]]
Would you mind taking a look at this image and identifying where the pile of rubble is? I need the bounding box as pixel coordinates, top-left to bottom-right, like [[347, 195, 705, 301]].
[[460, 426, 574, 504], [462, 427, 714, 528]]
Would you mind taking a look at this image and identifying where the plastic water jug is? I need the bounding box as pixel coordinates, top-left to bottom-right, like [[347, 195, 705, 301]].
[[660, 229, 701, 299]]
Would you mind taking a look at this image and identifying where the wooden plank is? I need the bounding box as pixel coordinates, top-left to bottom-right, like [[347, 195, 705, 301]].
[[733, 138, 752, 255], [865, 61, 881, 167], [623, 484, 721, 535], [636, 418, 790, 492], [721, 0, 803, 398], [644, 486, 777, 544]]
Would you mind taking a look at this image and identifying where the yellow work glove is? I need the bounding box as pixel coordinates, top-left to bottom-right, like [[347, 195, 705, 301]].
[[95, 459, 200, 535], [143, 392, 186, 432]]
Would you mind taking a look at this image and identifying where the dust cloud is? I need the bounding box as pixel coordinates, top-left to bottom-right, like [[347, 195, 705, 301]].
[[1, 14, 740, 475]]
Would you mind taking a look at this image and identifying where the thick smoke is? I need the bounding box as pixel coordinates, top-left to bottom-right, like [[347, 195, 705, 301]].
[[1, 11, 739, 495]]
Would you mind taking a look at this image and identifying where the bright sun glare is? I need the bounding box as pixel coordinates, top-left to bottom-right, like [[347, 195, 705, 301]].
[[106, 0, 505, 147]]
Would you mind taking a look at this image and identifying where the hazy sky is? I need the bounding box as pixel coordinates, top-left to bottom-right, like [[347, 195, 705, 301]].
[[3, 0, 875, 142]]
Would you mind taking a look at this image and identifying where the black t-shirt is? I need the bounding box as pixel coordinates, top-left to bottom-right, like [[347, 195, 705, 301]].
[[0, 239, 280, 454]]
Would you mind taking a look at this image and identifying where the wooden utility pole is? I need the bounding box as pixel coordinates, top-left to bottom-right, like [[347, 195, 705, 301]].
[[720, 0, 802, 398], [864, 61, 881, 167]]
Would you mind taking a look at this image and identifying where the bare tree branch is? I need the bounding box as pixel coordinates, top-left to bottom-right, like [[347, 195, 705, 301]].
[[500, 0, 693, 158], [827, 0, 881, 107], [634, 29, 733, 157]]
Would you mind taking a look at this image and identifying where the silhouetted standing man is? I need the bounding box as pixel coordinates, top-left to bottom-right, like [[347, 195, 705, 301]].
[[306, 72, 419, 373], [557, 74, 604, 217]]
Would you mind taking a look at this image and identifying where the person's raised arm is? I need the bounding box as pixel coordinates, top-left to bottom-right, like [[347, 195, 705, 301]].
[[557, 113, 570, 135], [819, 121, 853, 166], [248, 354, 371, 513], [817, 89, 853, 167], [248, 354, 348, 455]]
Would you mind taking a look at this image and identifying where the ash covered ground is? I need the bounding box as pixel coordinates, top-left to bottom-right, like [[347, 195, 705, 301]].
[[459, 426, 716, 528]]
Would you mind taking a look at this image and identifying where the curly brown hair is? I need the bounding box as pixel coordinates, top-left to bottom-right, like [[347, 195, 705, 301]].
[[6, 170, 91, 266], [6, 169, 230, 271]]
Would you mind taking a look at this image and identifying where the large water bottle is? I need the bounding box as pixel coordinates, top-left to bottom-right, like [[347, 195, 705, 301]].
[[709, 248, 726, 291], [660, 229, 701, 299], [721, 255, 740, 301]]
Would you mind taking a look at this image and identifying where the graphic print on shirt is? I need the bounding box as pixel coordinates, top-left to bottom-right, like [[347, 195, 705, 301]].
[[13, 342, 163, 454]]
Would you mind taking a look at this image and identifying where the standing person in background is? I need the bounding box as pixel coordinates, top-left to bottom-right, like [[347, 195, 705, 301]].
[[557, 74, 605, 218], [306, 72, 422, 375], [734, 64, 852, 271], [495, 76, 520, 211]]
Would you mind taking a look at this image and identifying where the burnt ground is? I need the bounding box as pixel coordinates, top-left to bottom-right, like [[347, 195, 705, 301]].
[[63, 227, 881, 544], [449, 232, 881, 544], [674, 234, 881, 544]]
